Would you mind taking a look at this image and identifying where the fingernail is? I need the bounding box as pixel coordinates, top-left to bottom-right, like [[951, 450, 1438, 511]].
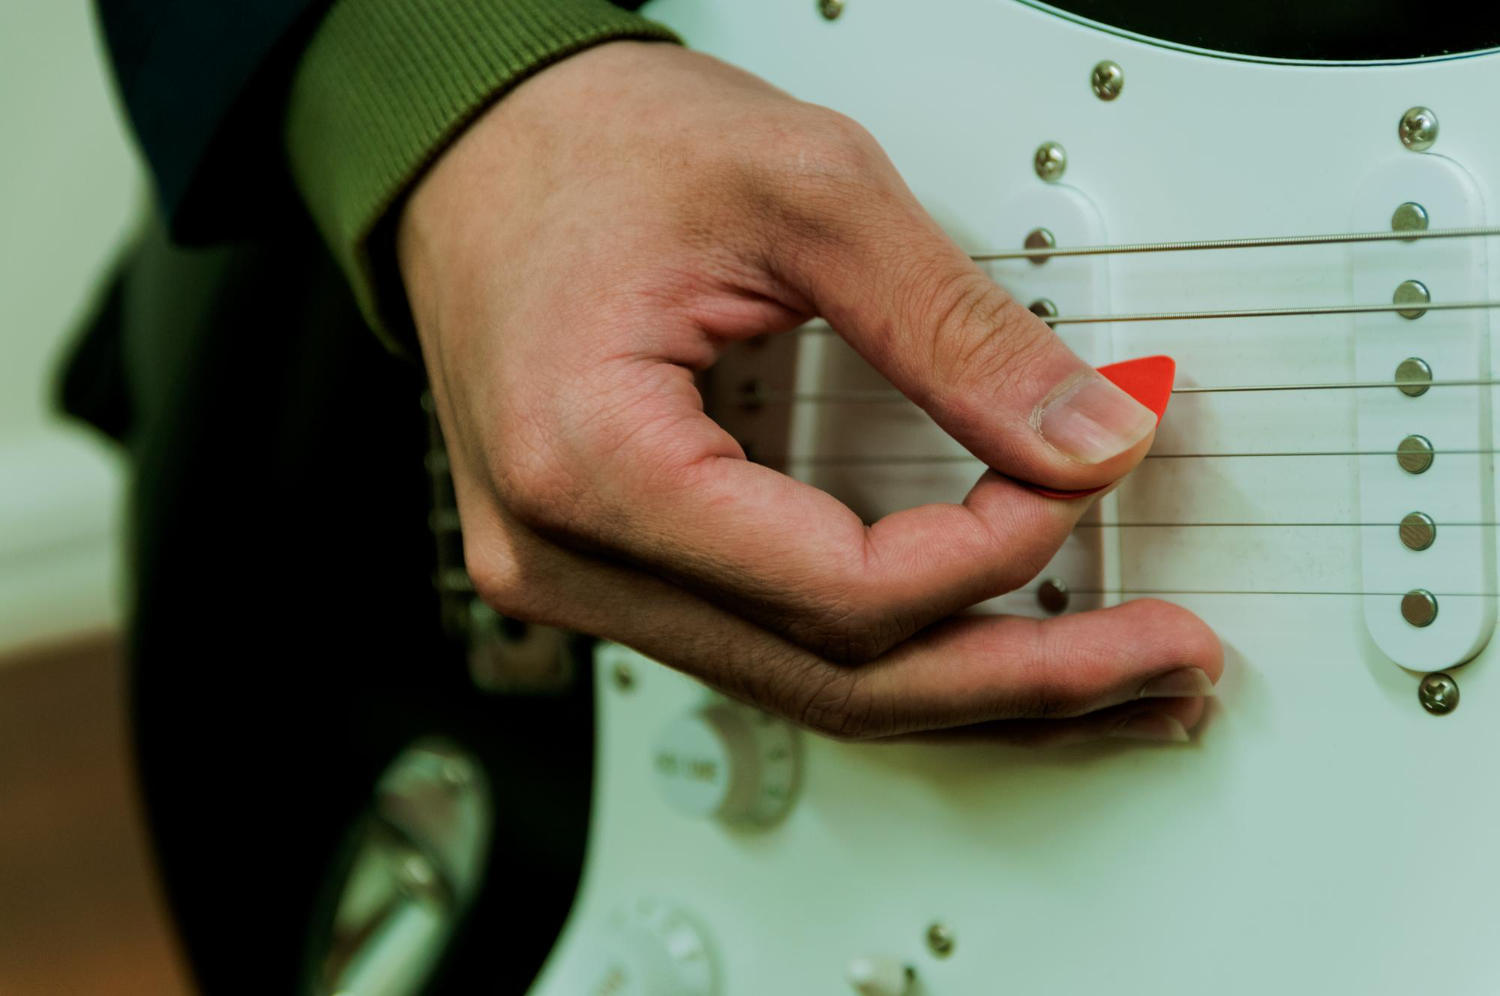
[[1034, 373, 1157, 464], [1109, 712, 1190, 743], [1137, 667, 1217, 699]]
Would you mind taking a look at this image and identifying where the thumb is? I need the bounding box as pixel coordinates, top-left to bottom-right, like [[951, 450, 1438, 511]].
[[774, 164, 1157, 493]]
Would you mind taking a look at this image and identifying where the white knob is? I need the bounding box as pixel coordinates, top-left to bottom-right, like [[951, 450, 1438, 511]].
[[553, 900, 716, 996], [652, 702, 799, 825], [846, 956, 913, 996]]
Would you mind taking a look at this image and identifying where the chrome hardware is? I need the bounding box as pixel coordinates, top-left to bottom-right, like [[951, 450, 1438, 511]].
[[1394, 357, 1433, 397], [1028, 298, 1059, 321], [1037, 578, 1069, 614], [467, 603, 573, 693], [1398, 106, 1439, 152], [1399, 512, 1436, 551], [1396, 435, 1435, 474], [846, 958, 916, 996], [314, 740, 491, 996], [1401, 589, 1439, 628], [612, 661, 636, 692], [1418, 672, 1460, 715], [1023, 227, 1056, 266], [817, 0, 844, 19], [1393, 279, 1431, 320], [1033, 141, 1067, 183], [925, 922, 955, 958], [1090, 60, 1124, 101], [1391, 201, 1429, 234]]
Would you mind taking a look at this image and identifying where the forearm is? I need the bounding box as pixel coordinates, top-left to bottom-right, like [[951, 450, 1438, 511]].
[[284, 0, 680, 347]]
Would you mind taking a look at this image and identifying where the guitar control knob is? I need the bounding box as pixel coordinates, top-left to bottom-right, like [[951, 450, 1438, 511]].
[[554, 899, 716, 996], [652, 702, 799, 825], [846, 956, 914, 996]]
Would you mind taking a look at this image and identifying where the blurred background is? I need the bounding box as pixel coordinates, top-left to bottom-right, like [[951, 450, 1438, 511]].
[[0, 2, 194, 992]]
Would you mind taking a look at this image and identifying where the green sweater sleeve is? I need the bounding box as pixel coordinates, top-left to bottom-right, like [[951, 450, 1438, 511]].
[[285, 0, 680, 348]]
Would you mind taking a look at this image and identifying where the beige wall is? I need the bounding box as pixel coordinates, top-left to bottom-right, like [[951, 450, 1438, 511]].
[[0, 2, 142, 652]]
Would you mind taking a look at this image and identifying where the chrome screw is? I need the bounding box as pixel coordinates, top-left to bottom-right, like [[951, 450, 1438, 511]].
[[1399, 107, 1439, 152], [1399, 512, 1437, 551], [1391, 202, 1430, 234], [1394, 357, 1432, 397], [1024, 227, 1056, 266], [1090, 60, 1124, 101], [1401, 589, 1439, 628], [1037, 578, 1070, 614], [1034, 141, 1067, 183], [1028, 299, 1059, 322], [1419, 672, 1459, 715], [612, 662, 636, 692], [1393, 279, 1431, 320], [818, 0, 844, 19], [926, 922, 955, 958]]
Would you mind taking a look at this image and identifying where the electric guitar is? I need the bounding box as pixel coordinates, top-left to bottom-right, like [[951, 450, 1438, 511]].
[[519, 2, 1500, 994]]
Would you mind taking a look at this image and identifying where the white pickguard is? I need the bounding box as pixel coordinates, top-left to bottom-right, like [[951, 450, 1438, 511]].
[[528, 3, 1500, 993]]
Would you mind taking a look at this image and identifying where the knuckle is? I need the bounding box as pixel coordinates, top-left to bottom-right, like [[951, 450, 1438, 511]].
[[1004, 620, 1083, 719], [757, 106, 886, 222], [1003, 685, 1074, 721], [788, 595, 913, 666], [924, 273, 1041, 396], [496, 439, 587, 536], [464, 543, 534, 621], [784, 668, 884, 741], [785, 106, 880, 176]]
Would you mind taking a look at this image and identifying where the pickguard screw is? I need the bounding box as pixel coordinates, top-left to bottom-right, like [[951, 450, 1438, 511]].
[[925, 922, 955, 958], [1034, 141, 1067, 183], [1391, 202, 1429, 235], [1399, 511, 1436, 551], [1393, 279, 1430, 320], [1394, 357, 1432, 397], [612, 662, 636, 692], [1399, 107, 1439, 152], [1090, 60, 1124, 101], [1037, 577, 1070, 614], [1028, 298, 1059, 323], [1396, 434, 1434, 475], [1401, 589, 1439, 628], [1024, 227, 1056, 266], [1418, 672, 1459, 715], [817, 0, 844, 20]]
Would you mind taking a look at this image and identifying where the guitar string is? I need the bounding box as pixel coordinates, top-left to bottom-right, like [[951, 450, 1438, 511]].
[[740, 377, 1500, 404], [754, 449, 1500, 464], [1070, 521, 1498, 528], [1045, 300, 1496, 326], [966, 224, 1500, 261], [793, 299, 1500, 330], [756, 226, 1500, 585], [738, 226, 1500, 596], [1003, 589, 1500, 597]]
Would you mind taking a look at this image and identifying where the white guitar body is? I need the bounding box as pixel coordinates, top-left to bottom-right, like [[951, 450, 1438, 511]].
[[529, 3, 1500, 993]]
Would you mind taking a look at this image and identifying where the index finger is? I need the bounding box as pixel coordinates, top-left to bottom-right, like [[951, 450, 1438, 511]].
[[499, 357, 1098, 662]]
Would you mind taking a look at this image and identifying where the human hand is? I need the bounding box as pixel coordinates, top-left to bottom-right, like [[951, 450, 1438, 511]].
[[397, 41, 1221, 744]]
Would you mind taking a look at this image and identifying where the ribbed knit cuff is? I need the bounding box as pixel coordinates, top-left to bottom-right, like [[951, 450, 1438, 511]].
[[285, 0, 680, 349]]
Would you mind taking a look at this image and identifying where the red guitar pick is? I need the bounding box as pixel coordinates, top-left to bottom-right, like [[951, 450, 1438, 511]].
[[1026, 355, 1175, 499]]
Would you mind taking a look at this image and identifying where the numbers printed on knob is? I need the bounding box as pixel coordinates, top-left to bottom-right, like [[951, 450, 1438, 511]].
[[652, 702, 800, 825]]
